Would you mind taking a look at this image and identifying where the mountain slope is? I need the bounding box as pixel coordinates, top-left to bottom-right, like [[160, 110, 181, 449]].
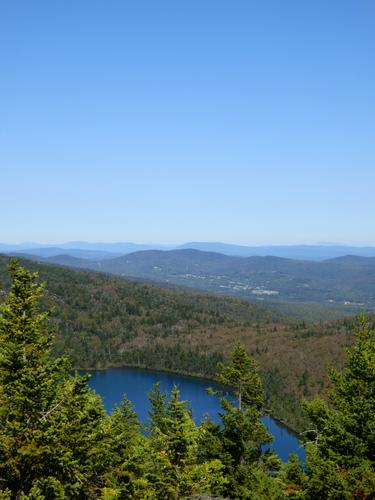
[[3, 241, 375, 260], [10, 247, 121, 260], [0, 255, 371, 431], [42, 249, 375, 315], [179, 242, 375, 260]]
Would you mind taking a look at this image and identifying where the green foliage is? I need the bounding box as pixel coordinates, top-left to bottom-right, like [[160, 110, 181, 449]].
[[0, 255, 277, 371], [148, 383, 168, 432], [99, 384, 227, 499], [201, 344, 281, 498], [0, 261, 282, 498], [0, 260, 107, 498], [2, 259, 375, 498], [214, 344, 272, 468], [2, 255, 369, 432], [142, 385, 227, 499], [302, 315, 375, 498], [98, 397, 144, 491], [278, 453, 306, 498], [217, 342, 264, 411]]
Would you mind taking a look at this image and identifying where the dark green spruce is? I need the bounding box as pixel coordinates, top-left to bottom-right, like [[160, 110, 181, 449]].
[[0, 259, 107, 498]]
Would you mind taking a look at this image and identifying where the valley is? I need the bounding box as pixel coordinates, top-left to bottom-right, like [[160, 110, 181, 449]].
[[15, 248, 375, 320], [0, 255, 369, 432]]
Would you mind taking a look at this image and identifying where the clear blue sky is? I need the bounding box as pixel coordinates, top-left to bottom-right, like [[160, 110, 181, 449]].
[[1, 1, 374, 245]]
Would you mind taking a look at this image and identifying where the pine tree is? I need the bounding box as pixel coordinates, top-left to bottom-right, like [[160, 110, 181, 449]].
[[216, 342, 264, 412], [141, 385, 226, 499], [148, 382, 168, 433], [215, 343, 272, 466], [201, 343, 279, 499], [279, 453, 306, 498], [302, 315, 375, 499], [100, 398, 146, 498], [0, 259, 106, 498]]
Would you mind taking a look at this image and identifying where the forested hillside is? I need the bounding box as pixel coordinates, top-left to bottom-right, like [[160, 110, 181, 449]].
[[1, 260, 373, 498], [31, 249, 375, 319], [0, 255, 370, 431]]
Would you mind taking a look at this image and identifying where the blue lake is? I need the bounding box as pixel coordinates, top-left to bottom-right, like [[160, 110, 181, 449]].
[[87, 366, 305, 462]]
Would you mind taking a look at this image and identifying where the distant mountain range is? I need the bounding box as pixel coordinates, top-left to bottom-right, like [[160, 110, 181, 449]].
[[6, 247, 122, 260], [2, 242, 375, 318], [2, 241, 375, 261], [0, 241, 173, 258], [178, 242, 375, 260], [7, 248, 375, 317]]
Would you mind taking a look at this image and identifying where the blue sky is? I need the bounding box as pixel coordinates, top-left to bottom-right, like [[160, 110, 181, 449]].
[[1, 1, 374, 245]]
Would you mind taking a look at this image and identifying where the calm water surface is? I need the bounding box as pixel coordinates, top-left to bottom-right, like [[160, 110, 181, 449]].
[[87, 366, 305, 462]]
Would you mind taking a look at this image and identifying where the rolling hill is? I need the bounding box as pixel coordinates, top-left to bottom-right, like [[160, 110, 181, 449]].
[[39, 249, 375, 318], [10, 247, 121, 260], [178, 242, 375, 260], [3, 241, 375, 260], [0, 255, 370, 431]]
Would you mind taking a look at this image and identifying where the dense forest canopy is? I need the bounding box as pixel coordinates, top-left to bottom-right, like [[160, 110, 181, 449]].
[[1, 255, 372, 431], [0, 260, 374, 498]]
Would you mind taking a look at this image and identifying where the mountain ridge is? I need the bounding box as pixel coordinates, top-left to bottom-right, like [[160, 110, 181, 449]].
[[28, 249, 375, 318], [2, 241, 375, 261]]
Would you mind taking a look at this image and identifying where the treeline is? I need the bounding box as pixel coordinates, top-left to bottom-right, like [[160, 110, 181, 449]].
[[0, 261, 374, 498], [117, 344, 225, 377]]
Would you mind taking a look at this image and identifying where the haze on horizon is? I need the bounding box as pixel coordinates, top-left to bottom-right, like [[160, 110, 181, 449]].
[[2, 239, 375, 251], [1, 1, 374, 245]]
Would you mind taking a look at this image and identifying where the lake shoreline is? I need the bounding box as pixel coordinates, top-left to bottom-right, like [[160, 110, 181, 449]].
[[86, 364, 306, 462], [78, 361, 301, 437]]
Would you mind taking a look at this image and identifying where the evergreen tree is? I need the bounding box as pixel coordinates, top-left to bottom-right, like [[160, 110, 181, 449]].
[[141, 385, 226, 499], [216, 343, 272, 465], [279, 453, 306, 498], [0, 259, 106, 498], [201, 343, 279, 499], [216, 342, 264, 411], [302, 315, 375, 499], [100, 398, 147, 498], [148, 382, 168, 433]]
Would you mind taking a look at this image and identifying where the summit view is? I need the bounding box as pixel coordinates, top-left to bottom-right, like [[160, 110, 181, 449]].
[[1, 1, 374, 498]]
